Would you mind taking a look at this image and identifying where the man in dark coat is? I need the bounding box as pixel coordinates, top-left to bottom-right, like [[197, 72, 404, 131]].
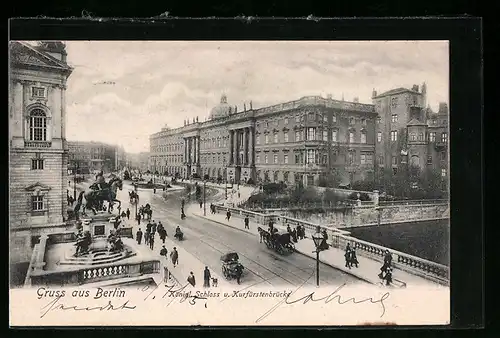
[[379, 250, 393, 279], [159, 227, 167, 244], [144, 230, 150, 245], [126, 208, 130, 220], [187, 272, 196, 287], [244, 216, 250, 229], [160, 245, 168, 258], [136, 228, 143, 245], [151, 221, 157, 234], [344, 243, 352, 269], [170, 247, 179, 267], [349, 247, 359, 268], [149, 232, 155, 250], [203, 266, 211, 287]]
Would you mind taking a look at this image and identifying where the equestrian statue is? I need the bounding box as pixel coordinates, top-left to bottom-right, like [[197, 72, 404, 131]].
[[84, 171, 123, 215]]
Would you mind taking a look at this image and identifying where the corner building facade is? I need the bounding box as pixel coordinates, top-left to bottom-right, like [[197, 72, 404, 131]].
[[150, 94, 377, 186], [372, 84, 449, 180], [9, 41, 73, 265]]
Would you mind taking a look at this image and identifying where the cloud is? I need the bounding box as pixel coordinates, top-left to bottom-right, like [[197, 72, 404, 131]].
[[64, 41, 449, 153]]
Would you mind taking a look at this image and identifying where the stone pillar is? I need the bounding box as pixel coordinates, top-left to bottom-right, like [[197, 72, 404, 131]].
[[243, 128, 248, 165], [373, 190, 379, 206], [229, 131, 234, 164], [250, 127, 255, 166], [184, 138, 187, 163], [193, 137, 196, 163], [233, 130, 239, 165], [196, 136, 200, 164]]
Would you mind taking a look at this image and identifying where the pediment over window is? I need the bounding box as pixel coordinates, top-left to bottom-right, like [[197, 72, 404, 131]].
[[24, 182, 51, 192]]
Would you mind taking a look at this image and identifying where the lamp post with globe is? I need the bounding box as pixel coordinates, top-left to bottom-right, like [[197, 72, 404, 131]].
[[312, 226, 325, 287]]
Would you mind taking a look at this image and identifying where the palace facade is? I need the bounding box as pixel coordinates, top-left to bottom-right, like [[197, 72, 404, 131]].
[[150, 94, 378, 186], [373, 84, 449, 180], [9, 41, 73, 265]]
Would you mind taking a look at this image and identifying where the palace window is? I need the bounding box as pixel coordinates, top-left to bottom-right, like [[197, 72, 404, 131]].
[[410, 133, 417, 141], [418, 133, 424, 141], [265, 155, 269, 164], [308, 113, 315, 121], [274, 133, 278, 143], [307, 149, 315, 164], [295, 115, 300, 123], [29, 109, 47, 141], [322, 154, 328, 164], [265, 135, 269, 144], [391, 97, 398, 108], [295, 154, 300, 164], [348, 152, 354, 165], [256, 155, 260, 164], [392, 156, 397, 166], [378, 156, 384, 165], [429, 132, 436, 142], [391, 114, 398, 123], [284, 132, 289, 142], [323, 115, 328, 122], [441, 151, 446, 161], [360, 154, 366, 164], [266, 122, 269, 128], [427, 156, 433, 165], [274, 154, 278, 164], [275, 119, 279, 127], [31, 87, 46, 98], [349, 131, 355, 143], [284, 117, 289, 125], [441, 168, 447, 177], [377, 131, 382, 142], [323, 130, 328, 141], [283, 172, 289, 183], [441, 132, 448, 143], [361, 119, 367, 126], [256, 136, 260, 145], [332, 115, 337, 123], [360, 131, 367, 144], [307, 127, 316, 140], [284, 154, 289, 164], [31, 195, 44, 211], [390, 131, 398, 142], [349, 117, 355, 125], [31, 158, 44, 170], [332, 130, 338, 142], [295, 131, 300, 142]]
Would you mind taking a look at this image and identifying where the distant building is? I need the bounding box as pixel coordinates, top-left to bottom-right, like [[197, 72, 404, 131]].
[[67, 141, 121, 174], [9, 41, 73, 266], [126, 152, 149, 171], [372, 83, 448, 180], [150, 94, 378, 186]]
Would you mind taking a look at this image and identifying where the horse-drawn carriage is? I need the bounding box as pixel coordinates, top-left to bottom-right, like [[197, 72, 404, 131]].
[[258, 227, 295, 255], [220, 252, 244, 284]]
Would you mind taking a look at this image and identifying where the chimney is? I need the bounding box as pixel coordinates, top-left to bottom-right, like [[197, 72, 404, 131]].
[[250, 101, 253, 110], [235, 105, 238, 113], [353, 97, 359, 103], [244, 102, 246, 111], [372, 88, 377, 97], [412, 84, 419, 92]]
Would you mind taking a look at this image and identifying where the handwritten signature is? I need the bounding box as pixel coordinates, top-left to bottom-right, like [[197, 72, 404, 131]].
[[40, 296, 136, 318], [140, 282, 208, 307], [256, 282, 390, 324]]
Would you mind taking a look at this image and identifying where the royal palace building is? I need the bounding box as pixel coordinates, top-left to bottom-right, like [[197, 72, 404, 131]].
[[373, 83, 449, 180], [9, 41, 73, 268], [150, 94, 378, 186]]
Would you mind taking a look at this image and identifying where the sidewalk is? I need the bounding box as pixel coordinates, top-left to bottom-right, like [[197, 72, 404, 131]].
[[188, 204, 443, 289]]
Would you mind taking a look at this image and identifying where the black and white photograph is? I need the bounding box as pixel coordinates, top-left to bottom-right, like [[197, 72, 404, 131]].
[[9, 39, 452, 326]]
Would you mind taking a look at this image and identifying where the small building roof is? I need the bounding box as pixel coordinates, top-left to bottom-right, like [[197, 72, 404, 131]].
[[407, 118, 426, 126], [373, 87, 421, 99]]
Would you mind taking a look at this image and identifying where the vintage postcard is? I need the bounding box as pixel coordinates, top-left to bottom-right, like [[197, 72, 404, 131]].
[[9, 40, 450, 326]]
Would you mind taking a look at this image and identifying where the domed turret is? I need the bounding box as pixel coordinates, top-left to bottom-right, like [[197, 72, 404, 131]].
[[209, 93, 233, 120]]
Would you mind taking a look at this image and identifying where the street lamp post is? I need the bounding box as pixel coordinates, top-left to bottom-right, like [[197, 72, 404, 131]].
[[312, 226, 325, 287], [203, 179, 207, 216]]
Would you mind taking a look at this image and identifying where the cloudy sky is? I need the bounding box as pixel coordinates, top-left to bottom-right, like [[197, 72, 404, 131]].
[[61, 41, 448, 153]]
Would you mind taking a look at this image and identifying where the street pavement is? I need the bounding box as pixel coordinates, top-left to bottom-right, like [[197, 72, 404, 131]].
[[113, 181, 362, 288]]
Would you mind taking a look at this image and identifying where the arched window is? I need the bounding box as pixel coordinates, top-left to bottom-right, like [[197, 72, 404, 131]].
[[349, 130, 355, 143], [360, 130, 367, 144], [410, 133, 417, 141], [410, 155, 420, 166], [29, 109, 47, 141]]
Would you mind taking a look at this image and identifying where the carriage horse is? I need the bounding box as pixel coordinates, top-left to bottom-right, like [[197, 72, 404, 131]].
[[258, 227, 295, 255]]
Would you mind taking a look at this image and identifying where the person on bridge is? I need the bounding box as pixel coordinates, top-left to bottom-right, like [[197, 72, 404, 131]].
[[126, 208, 130, 220], [379, 250, 393, 279], [345, 243, 352, 269], [203, 266, 211, 287], [170, 247, 179, 267], [226, 210, 231, 221], [199, 200, 203, 209], [244, 216, 250, 229], [149, 232, 155, 250], [349, 247, 359, 268], [159, 227, 167, 244], [136, 228, 143, 245]]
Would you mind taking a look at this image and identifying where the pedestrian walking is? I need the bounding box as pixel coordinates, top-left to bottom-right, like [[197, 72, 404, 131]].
[[344, 243, 352, 269], [121, 211, 127, 219], [383, 267, 393, 286], [244, 216, 249, 229], [126, 208, 130, 220], [204, 266, 211, 287], [226, 210, 231, 221], [286, 225, 292, 233], [152, 221, 157, 234], [159, 228, 166, 244], [136, 213, 141, 225], [349, 247, 359, 268], [136, 228, 143, 245], [149, 233, 155, 250], [378, 249, 392, 279], [144, 230, 150, 245], [199, 200, 203, 209], [187, 272, 196, 287], [160, 245, 168, 258], [170, 247, 179, 267]]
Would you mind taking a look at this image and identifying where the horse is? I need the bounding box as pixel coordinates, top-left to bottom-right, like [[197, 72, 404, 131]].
[[84, 177, 123, 215]]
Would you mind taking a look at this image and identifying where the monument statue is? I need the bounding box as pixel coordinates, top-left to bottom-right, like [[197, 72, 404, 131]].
[[74, 229, 92, 256], [84, 174, 123, 215]]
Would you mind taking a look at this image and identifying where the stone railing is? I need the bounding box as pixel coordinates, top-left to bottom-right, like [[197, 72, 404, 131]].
[[379, 199, 448, 206], [213, 203, 277, 225], [329, 232, 449, 285], [28, 260, 161, 286], [24, 141, 52, 148]]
